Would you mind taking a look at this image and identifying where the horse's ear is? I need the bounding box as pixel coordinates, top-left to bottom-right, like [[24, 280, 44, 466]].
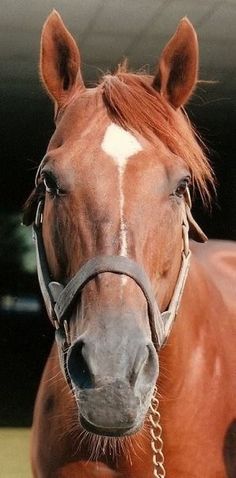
[[153, 18, 198, 108], [40, 10, 84, 108]]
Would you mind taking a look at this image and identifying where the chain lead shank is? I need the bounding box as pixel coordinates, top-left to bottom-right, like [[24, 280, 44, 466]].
[[149, 387, 166, 478]]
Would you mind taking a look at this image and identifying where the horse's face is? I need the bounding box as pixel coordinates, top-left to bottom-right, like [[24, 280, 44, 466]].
[[34, 12, 209, 436], [42, 94, 188, 434]]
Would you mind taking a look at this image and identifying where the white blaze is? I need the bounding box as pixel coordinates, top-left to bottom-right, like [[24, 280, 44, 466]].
[[101, 122, 142, 267]]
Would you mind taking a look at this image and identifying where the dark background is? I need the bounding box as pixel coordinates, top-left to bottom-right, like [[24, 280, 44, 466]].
[[0, 0, 235, 426]]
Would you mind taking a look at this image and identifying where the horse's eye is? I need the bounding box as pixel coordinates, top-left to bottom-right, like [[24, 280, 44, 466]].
[[42, 172, 65, 197], [174, 178, 190, 198]]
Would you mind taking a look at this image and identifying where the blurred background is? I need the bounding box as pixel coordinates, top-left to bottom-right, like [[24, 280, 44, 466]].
[[0, 0, 235, 474]]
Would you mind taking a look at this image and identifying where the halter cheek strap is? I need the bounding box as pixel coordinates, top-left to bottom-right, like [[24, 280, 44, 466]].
[[32, 196, 206, 351]]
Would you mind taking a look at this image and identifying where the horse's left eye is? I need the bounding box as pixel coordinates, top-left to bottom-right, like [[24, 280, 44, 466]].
[[174, 178, 190, 198], [42, 172, 65, 197]]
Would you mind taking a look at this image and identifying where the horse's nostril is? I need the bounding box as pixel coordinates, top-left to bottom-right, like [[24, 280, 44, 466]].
[[130, 343, 158, 388], [67, 340, 93, 390]]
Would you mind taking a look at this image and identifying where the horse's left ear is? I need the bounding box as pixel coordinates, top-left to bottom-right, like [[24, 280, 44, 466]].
[[153, 18, 198, 108], [40, 10, 84, 108]]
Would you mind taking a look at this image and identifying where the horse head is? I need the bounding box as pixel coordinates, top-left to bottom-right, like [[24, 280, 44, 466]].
[[25, 11, 212, 437]]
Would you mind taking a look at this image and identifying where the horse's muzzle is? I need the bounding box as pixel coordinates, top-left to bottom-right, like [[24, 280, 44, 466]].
[[78, 380, 142, 436], [66, 327, 158, 436]]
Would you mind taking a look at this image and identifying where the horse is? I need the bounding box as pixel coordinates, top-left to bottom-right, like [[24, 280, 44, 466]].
[[23, 10, 236, 478]]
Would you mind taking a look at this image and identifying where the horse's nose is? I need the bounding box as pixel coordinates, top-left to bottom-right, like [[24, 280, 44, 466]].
[[67, 335, 158, 435], [67, 336, 158, 391]]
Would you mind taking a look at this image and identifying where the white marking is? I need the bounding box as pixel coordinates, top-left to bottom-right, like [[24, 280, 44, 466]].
[[101, 123, 142, 170], [101, 123, 142, 269]]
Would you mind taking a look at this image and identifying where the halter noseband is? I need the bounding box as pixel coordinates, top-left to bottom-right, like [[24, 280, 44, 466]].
[[32, 192, 204, 352]]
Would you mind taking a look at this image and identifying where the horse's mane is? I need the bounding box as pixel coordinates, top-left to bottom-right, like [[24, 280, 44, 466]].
[[100, 66, 214, 202]]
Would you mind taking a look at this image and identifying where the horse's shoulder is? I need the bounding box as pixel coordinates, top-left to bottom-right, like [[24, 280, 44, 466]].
[[191, 239, 236, 308]]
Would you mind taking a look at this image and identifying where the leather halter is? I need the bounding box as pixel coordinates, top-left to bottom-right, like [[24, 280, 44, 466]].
[[32, 192, 205, 352]]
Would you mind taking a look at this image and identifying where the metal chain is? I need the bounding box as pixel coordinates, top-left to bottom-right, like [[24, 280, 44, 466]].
[[149, 386, 166, 478]]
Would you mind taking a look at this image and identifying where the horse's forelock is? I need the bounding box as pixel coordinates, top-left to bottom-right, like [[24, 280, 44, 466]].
[[100, 69, 214, 203]]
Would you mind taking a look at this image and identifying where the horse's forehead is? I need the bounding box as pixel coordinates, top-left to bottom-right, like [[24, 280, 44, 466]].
[[53, 104, 178, 180]]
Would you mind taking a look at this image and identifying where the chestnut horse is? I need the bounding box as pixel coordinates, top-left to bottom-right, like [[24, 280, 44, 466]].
[[24, 11, 236, 478]]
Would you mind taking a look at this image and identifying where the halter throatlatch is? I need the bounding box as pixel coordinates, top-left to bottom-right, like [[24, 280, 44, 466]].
[[32, 192, 207, 352]]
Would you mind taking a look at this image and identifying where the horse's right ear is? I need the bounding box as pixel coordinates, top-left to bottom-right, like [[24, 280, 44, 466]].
[[40, 10, 84, 108]]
